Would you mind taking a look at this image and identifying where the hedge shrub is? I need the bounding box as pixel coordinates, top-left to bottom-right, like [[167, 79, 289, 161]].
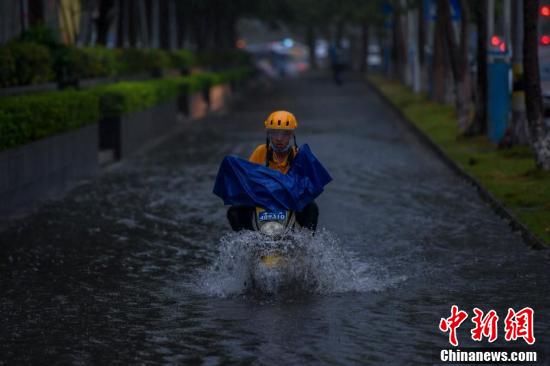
[[91, 78, 183, 118], [196, 49, 252, 70], [3, 42, 53, 86], [0, 90, 99, 151], [0, 68, 252, 150], [19, 25, 58, 48], [52, 45, 88, 86], [0, 47, 16, 87], [116, 48, 173, 76], [170, 49, 198, 74], [80, 46, 120, 78]]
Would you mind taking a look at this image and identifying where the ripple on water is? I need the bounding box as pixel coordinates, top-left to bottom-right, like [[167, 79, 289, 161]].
[[192, 229, 407, 297]]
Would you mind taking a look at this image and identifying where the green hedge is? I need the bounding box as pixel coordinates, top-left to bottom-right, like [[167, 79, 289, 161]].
[[0, 68, 252, 151], [91, 78, 183, 118], [1, 27, 252, 88], [2, 42, 53, 86], [171, 49, 198, 74], [80, 46, 120, 78], [0, 90, 99, 151], [196, 49, 252, 70], [90, 71, 237, 118]]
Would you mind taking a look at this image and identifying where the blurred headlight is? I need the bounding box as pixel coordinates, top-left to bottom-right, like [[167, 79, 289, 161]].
[[260, 222, 284, 236]]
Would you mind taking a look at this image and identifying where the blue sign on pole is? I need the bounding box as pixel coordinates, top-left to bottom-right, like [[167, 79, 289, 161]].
[[488, 60, 511, 143], [425, 0, 462, 21]]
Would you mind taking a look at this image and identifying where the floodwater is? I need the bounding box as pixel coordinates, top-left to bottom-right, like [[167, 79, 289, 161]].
[[1, 74, 549, 365]]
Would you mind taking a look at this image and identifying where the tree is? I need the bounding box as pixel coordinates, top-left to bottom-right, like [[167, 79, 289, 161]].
[[391, 2, 408, 82], [501, 0, 530, 146], [430, 1, 449, 103], [440, 0, 474, 132], [523, 0, 550, 169], [95, 0, 115, 45], [465, 0, 488, 136]]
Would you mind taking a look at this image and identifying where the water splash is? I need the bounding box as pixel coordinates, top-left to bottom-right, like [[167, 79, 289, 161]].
[[193, 229, 405, 297]]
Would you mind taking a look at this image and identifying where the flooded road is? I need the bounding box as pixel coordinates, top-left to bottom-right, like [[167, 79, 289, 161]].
[[1, 73, 549, 365]]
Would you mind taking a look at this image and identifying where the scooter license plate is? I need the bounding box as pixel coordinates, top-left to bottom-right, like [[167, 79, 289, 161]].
[[258, 211, 287, 222]]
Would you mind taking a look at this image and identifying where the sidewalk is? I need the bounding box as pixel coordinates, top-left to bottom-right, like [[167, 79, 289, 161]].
[[367, 74, 550, 247]]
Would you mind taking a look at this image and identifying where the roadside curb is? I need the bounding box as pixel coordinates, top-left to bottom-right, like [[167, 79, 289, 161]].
[[365, 78, 547, 250]]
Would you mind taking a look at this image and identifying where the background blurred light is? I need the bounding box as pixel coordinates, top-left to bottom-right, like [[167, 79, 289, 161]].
[[283, 38, 294, 48]]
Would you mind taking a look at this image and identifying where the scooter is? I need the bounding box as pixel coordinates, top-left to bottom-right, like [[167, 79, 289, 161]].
[[251, 207, 299, 269], [245, 207, 305, 292]]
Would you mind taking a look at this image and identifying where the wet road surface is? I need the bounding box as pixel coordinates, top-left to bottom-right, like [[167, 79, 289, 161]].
[[1, 73, 549, 365]]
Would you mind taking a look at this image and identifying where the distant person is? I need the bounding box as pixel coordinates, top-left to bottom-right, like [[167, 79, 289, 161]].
[[329, 43, 345, 85]]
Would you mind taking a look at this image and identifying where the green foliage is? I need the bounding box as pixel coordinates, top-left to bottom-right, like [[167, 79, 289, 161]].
[[0, 47, 16, 87], [80, 46, 120, 78], [216, 67, 254, 84], [116, 48, 173, 75], [0, 67, 251, 150], [91, 78, 182, 118], [52, 45, 87, 85], [170, 49, 198, 73], [196, 49, 252, 70], [369, 75, 550, 245], [4, 42, 54, 85], [0, 90, 99, 151], [19, 25, 58, 48]]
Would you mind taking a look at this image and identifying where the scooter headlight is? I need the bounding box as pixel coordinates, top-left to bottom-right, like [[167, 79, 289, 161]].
[[260, 221, 285, 236]]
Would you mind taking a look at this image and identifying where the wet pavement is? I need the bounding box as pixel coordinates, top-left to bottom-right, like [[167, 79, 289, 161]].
[[1, 73, 549, 365]]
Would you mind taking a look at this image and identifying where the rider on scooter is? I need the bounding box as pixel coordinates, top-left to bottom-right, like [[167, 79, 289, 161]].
[[227, 110, 319, 232]]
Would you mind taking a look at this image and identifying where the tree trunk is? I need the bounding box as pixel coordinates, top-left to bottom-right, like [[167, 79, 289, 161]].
[[116, 0, 123, 47], [159, 0, 170, 49], [464, 0, 488, 136], [501, 0, 530, 146], [224, 14, 237, 49], [137, 0, 149, 48], [524, 0, 550, 169], [392, 10, 407, 82], [440, 0, 473, 132], [418, 0, 425, 66], [431, 3, 447, 103], [175, 1, 187, 48], [360, 21, 369, 73], [168, 0, 177, 50], [28, 0, 44, 26], [307, 24, 318, 70], [151, 0, 160, 48], [95, 0, 114, 45]]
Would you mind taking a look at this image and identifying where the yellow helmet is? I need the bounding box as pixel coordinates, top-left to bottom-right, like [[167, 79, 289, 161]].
[[264, 110, 298, 130]]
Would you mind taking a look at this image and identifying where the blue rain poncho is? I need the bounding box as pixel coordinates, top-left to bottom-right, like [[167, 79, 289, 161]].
[[213, 144, 332, 211]]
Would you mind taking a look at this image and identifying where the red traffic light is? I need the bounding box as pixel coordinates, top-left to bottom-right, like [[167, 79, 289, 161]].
[[491, 35, 502, 47], [541, 35, 550, 45], [541, 5, 550, 16]]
